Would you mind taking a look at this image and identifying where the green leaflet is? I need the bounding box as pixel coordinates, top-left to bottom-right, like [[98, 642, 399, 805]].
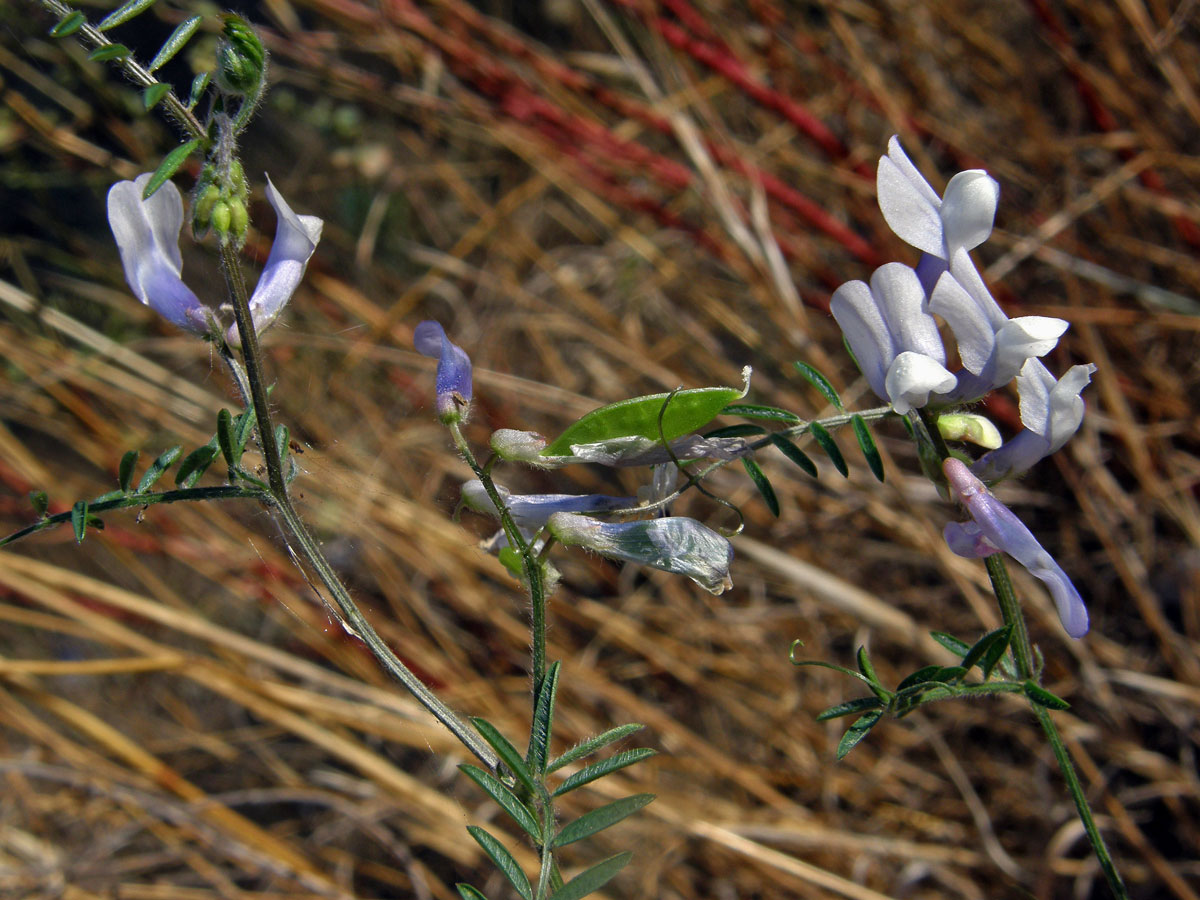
[[549, 852, 632, 900], [540, 368, 750, 457], [149, 14, 203, 72], [50, 11, 86, 37], [466, 826, 531, 900], [98, 0, 158, 32], [142, 83, 171, 111], [142, 139, 203, 200]]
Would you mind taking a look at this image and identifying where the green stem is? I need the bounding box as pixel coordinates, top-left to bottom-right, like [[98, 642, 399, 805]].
[[985, 556, 1127, 899], [219, 241, 496, 770]]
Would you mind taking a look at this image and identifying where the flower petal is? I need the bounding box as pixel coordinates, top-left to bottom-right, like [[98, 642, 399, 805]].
[[413, 320, 473, 423], [871, 263, 946, 363], [107, 175, 208, 333], [831, 278, 893, 400], [929, 269, 996, 375], [243, 175, 323, 336], [885, 351, 956, 414], [940, 170, 999, 253], [991, 316, 1068, 385], [943, 458, 1089, 637], [877, 136, 945, 256]]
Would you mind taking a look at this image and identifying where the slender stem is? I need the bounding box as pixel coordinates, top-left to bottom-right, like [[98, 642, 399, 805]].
[[985, 555, 1127, 898], [985, 556, 1035, 679], [37, 0, 206, 140], [448, 423, 548, 692], [534, 793, 556, 900], [219, 241, 288, 499], [218, 241, 497, 770], [1032, 703, 1129, 898], [265, 494, 498, 768]]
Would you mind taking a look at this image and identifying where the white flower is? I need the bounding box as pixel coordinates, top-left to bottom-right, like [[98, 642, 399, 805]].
[[877, 135, 1000, 264], [971, 359, 1097, 482], [830, 262, 956, 413], [107, 173, 322, 342]]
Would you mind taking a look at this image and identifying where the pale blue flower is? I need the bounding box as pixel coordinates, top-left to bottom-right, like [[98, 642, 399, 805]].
[[943, 457, 1088, 638], [413, 320, 473, 423], [108, 173, 322, 341], [233, 175, 323, 340], [546, 512, 734, 594], [971, 359, 1096, 482], [830, 262, 956, 413], [107, 175, 209, 333]]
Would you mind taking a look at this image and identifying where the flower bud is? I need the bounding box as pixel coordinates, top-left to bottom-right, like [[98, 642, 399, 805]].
[[937, 413, 1002, 450], [216, 14, 266, 97]]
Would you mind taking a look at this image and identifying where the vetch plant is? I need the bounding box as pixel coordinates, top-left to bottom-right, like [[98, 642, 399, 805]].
[[4, 3, 1130, 895]]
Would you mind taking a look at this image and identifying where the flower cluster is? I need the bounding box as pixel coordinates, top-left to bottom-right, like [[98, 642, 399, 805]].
[[107, 173, 322, 344], [832, 136, 1093, 480], [831, 138, 1096, 637]]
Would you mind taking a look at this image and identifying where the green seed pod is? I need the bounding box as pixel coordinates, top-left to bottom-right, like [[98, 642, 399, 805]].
[[228, 199, 248, 241], [215, 14, 266, 96], [211, 200, 232, 235], [192, 184, 221, 236], [229, 159, 247, 202]]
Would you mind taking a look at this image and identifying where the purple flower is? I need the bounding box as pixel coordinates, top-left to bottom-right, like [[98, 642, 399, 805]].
[[546, 512, 734, 594], [413, 320, 473, 423], [107, 173, 322, 341], [830, 262, 956, 413], [971, 359, 1096, 482], [943, 457, 1088, 638]]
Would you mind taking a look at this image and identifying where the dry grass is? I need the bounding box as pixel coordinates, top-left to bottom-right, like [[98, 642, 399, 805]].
[[1, 1, 1199, 898]]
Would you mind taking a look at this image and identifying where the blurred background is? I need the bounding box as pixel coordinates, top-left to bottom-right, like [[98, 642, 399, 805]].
[[1, 1, 1198, 897]]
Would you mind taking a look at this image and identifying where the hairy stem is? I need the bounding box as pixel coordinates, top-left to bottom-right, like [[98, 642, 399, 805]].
[[219, 241, 497, 770]]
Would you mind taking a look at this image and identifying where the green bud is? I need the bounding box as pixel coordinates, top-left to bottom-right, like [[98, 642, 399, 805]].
[[211, 200, 232, 235], [937, 413, 1003, 450], [215, 14, 266, 96]]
